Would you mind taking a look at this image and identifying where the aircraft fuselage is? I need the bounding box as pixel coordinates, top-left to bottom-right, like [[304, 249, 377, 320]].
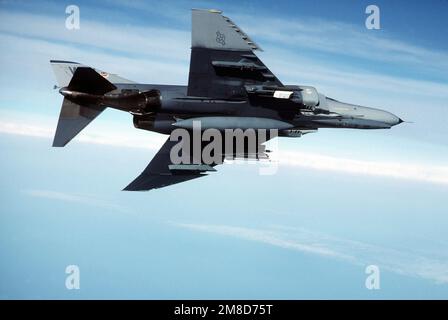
[[63, 83, 401, 135]]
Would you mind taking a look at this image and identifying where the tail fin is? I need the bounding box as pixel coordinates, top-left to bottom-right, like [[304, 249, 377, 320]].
[[52, 67, 117, 147], [50, 60, 136, 87], [67, 67, 117, 95], [50, 60, 81, 88]]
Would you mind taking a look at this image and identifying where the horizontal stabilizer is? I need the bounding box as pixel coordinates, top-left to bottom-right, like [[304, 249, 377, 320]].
[[51, 67, 117, 147], [52, 98, 105, 147]]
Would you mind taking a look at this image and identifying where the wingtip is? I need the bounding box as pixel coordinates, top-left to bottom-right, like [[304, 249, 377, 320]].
[[50, 59, 81, 64], [192, 8, 222, 14], [52, 138, 68, 147]]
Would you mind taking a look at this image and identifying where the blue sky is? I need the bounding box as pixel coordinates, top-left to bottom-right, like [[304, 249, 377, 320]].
[[1, 0, 448, 299]]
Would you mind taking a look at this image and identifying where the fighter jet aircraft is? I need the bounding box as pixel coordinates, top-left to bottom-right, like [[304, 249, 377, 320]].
[[50, 9, 402, 191]]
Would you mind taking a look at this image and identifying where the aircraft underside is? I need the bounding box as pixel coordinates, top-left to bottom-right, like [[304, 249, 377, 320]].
[[49, 9, 402, 191]]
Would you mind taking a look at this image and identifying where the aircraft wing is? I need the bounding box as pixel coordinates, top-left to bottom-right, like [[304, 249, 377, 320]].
[[124, 134, 272, 191], [123, 137, 217, 191], [187, 9, 283, 98]]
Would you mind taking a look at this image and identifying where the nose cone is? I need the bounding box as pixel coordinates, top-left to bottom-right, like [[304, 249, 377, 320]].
[[372, 109, 402, 127], [385, 112, 402, 126]]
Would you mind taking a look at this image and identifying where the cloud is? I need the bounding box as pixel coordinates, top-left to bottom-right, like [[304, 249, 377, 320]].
[[0, 6, 447, 187], [265, 49, 448, 100], [0, 114, 165, 150], [239, 13, 448, 74], [1, 116, 448, 187], [0, 11, 190, 62], [0, 33, 189, 86], [23, 189, 128, 213], [0, 120, 53, 138], [175, 223, 448, 284], [1, 6, 447, 144], [1, 8, 448, 95], [278, 150, 448, 186], [87, 1, 448, 75]]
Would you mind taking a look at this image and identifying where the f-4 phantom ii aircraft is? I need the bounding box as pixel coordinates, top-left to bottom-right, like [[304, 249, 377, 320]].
[[51, 9, 402, 191]]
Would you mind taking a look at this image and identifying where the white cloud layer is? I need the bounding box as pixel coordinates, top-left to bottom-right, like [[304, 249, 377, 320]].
[[1, 7, 447, 186], [175, 223, 448, 284], [279, 150, 448, 186], [23, 189, 128, 213], [0, 117, 165, 150], [1, 118, 448, 186], [1, 7, 447, 146], [237, 13, 448, 74]]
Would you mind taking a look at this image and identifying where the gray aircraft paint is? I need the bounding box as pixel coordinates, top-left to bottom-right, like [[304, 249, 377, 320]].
[[50, 9, 403, 191]]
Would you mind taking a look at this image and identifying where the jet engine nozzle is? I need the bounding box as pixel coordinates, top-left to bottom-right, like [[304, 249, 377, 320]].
[[103, 89, 161, 114]]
